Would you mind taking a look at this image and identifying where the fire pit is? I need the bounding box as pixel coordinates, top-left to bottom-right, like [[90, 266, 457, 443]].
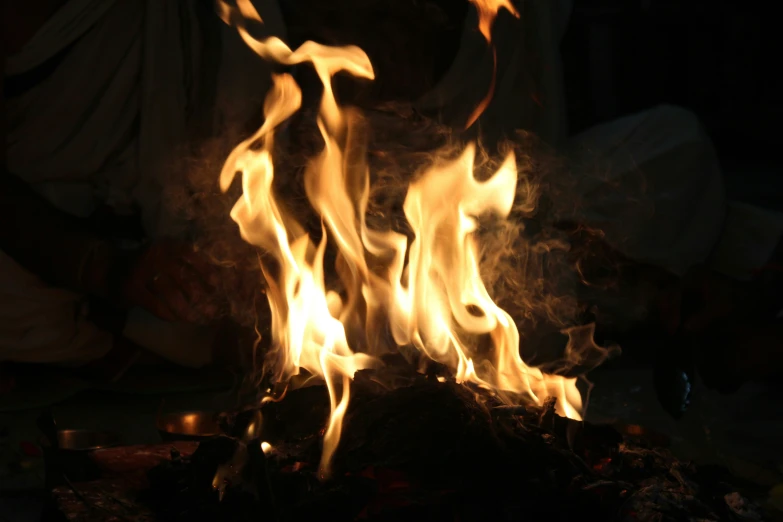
[[50, 368, 764, 521], [156, 411, 224, 442], [47, 1, 768, 521]]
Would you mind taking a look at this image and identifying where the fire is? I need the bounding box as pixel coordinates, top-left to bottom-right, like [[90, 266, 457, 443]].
[[464, 0, 520, 129], [217, 0, 584, 477], [468, 0, 519, 44]]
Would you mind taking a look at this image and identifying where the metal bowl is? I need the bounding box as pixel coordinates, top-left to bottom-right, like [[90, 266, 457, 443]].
[[156, 411, 222, 441], [55, 429, 121, 451], [42, 430, 121, 488]]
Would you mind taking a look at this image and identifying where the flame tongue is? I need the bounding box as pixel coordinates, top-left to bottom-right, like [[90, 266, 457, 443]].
[[395, 144, 513, 357], [218, 0, 583, 477], [469, 0, 519, 44], [464, 0, 520, 129]]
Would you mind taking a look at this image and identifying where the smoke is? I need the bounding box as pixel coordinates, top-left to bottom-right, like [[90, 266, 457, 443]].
[[275, 103, 620, 375], [160, 101, 624, 379], [160, 125, 270, 329]]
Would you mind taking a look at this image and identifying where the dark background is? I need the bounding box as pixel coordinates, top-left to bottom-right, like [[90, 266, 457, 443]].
[[561, 0, 781, 209], [278, 0, 782, 209]]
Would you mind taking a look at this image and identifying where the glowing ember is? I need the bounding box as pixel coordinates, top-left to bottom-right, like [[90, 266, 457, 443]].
[[217, 0, 585, 477]]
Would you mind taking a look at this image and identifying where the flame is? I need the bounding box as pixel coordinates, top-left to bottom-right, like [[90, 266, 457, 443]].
[[468, 0, 518, 44], [217, 0, 585, 477], [464, 0, 520, 129]]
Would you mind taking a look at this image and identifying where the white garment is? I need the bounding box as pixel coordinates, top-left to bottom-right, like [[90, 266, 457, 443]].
[[565, 105, 726, 277], [2, 0, 286, 365]]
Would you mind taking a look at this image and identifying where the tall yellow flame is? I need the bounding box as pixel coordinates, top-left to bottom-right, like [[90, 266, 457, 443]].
[[218, 0, 583, 477]]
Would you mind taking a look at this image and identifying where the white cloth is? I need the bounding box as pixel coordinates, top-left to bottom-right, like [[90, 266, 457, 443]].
[[1, 0, 285, 365], [565, 104, 726, 277]]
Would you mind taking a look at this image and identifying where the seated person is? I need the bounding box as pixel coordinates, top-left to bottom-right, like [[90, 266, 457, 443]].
[[1, 0, 288, 380], [283, 0, 782, 390], [3, 0, 780, 395]]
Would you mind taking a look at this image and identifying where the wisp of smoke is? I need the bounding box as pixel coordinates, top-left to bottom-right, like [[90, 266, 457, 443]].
[[162, 101, 623, 384]]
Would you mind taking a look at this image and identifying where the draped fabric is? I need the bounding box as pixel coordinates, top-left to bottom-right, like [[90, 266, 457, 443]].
[[1, 0, 729, 364], [1, 0, 285, 364], [564, 105, 726, 278]]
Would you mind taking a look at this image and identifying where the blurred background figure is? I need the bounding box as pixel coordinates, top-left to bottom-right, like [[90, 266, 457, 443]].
[[1, 0, 288, 378], [279, 0, 782, 390], [283, 0, 723, 293], [2, 0, 782, 392]]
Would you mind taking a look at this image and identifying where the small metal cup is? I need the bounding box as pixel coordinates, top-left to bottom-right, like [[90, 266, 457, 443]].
[[156, 411, 223, 441], [42, 429, 121, 489], [55, 429, 120, 451], [38, 411, 122, 488]]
